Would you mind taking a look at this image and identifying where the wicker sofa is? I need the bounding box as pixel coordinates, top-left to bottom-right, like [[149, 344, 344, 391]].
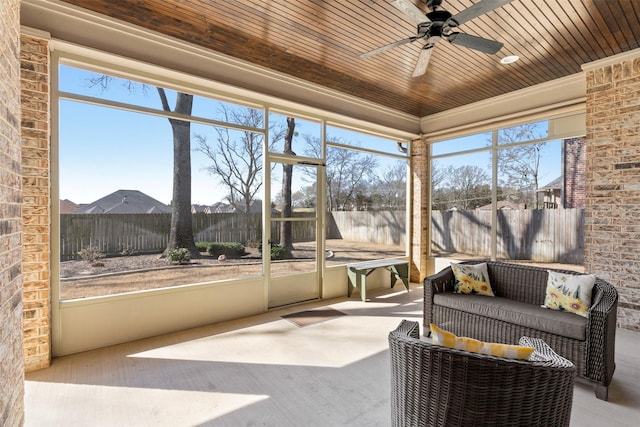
[[424, 260, 618, 400], [389, 320, 576, 427]]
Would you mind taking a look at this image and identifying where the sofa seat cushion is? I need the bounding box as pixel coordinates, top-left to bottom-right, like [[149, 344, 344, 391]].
[[433, 293, 587, 341]]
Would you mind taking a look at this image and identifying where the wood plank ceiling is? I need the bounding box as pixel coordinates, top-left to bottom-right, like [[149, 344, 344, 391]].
[[59, 0, 640, 117]]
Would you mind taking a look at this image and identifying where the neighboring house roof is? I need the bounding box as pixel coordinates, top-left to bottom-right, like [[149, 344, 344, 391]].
[[60, 199, 80, 214], [73, 189, 172, 214], [191, 204, 208, 213], [538, 177, 562, 191], [209, 202, 233, 213], [248, 199, 262, 213], [190, 200, 274, 214]]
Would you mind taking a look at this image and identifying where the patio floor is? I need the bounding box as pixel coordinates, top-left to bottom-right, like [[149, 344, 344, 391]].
[[25, 284, 639, 426]]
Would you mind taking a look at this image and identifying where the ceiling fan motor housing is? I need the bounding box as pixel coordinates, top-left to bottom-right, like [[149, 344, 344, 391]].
[[424, 0, 444, 8], [419, 10, 452, 37]]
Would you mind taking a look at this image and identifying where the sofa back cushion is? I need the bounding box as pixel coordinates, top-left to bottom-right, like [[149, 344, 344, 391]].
[[451, 262, 495, 296], [455, 261, 593, 307], [543, 271, 595, 317], [457, 262, 548, 305]]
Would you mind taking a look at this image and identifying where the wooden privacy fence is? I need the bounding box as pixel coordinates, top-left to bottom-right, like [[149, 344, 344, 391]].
[[431, 208, 584, 264], [60, 212, 317, 260], [60, 209, 583, 263], [327, 210, 406, 246]]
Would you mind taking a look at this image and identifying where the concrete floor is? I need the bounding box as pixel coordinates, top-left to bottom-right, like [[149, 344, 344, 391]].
[[25, 285, 639, 426]]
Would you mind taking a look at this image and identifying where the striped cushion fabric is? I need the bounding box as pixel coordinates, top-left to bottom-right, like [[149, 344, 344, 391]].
[[430, 323, 534, 360]]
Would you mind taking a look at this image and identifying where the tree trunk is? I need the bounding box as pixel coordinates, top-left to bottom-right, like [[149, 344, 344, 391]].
[[162, 91, 198, 257], [280, 117, 295, 249]]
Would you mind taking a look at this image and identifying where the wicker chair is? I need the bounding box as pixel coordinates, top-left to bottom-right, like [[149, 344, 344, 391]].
[[389, 320, 576, 427]]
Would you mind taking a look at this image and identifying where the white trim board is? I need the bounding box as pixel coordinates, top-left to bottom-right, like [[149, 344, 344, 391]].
[[420, 73, 586, 139]]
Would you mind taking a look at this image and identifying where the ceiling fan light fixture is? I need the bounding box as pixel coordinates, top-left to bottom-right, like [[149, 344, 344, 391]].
[[500, 55, 519, 64]]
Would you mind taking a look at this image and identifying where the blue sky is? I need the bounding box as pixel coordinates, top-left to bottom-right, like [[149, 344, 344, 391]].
[[431, 125, 562, 188], [58, 65, 407, 206], [58, 64, 558, 207]]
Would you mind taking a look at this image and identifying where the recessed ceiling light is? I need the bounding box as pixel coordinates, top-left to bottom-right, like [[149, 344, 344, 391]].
[[500, 55, 520, 65]]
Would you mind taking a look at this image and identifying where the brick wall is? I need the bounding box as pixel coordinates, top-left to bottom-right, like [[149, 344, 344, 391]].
[[0, 0, 25, 425], [21, 33, 52, 371], [585, 57, 640, 331], [563, 137, 586, 209], [410, 138, 430, 282]]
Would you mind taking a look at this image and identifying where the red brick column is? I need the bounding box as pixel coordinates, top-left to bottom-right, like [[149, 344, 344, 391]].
[[563, 137, 586, 209]]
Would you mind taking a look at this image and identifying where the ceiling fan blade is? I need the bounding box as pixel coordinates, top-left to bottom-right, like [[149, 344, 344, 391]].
[[448, 32, 503, 54], [412, 47, 434, 77], [392, 0, 430, 24], [450, 0, 514, 27], [360, 37, 416, 58]]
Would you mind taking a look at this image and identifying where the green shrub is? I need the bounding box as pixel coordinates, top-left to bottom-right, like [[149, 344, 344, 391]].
[[195, 241, 210, 252], [207, 242, 245, 258], [256, 241, 291, 260], [78, 246, 105, 263], [270, 245, 292, 260], [166, 247, 191, 264]]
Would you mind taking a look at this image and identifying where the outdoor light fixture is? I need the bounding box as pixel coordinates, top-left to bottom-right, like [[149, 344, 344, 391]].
[[500, 55, 520, 64]]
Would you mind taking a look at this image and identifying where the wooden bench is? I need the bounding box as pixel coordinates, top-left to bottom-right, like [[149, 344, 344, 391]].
[[347, 258, 410, 302]]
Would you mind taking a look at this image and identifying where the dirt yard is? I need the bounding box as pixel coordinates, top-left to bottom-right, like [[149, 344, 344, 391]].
[[59, 239, 404, 300], [59, 240, 583, 300]]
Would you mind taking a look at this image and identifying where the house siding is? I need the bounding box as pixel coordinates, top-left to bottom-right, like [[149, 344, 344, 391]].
[[585, 57, 640, 331], [0, 0, 25, 424], [21, 33, 52, 371]]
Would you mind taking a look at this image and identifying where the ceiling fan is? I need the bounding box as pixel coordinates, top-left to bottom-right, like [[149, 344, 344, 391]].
[[360, 0, 514, 77]]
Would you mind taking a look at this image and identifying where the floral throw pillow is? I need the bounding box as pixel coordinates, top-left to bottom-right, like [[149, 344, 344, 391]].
[[543, 271, 596, 317], [451, 263, 495, 296], [430, 324, 534, 360]]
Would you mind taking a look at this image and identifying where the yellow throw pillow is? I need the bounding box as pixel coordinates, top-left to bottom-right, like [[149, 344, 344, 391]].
[[451, 263, 495, 296], [543, 271, 595, 317], [430, 323, 534, 360]]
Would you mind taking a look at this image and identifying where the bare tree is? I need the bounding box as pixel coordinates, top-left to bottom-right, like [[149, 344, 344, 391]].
[[431, 160, 447, 190], [496, 124, 547, 208], [446, 165, 491, 210], [157, 89, 198, 257], [431, 160, 451, 211], [279, 117, 295, 249], [196, 106, 269, 215], [374, 161, 407, 209], [88, 75, 198, 257], [301, 136, 379, 210], [291, 183, 317, 208], [325, 145, 379, 211]]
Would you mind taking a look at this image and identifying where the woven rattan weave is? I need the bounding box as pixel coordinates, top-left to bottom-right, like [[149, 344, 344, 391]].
[[424, 261, 618, 400], [389, 320, 576, 427]]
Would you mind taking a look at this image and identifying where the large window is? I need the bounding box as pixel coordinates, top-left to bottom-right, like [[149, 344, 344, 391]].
[[431, 119, 585, 266], [431, 150, 493, 256], [324, 126, 408, 265], [58, 65, 266, 300], [57, 62, 410, 301]]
